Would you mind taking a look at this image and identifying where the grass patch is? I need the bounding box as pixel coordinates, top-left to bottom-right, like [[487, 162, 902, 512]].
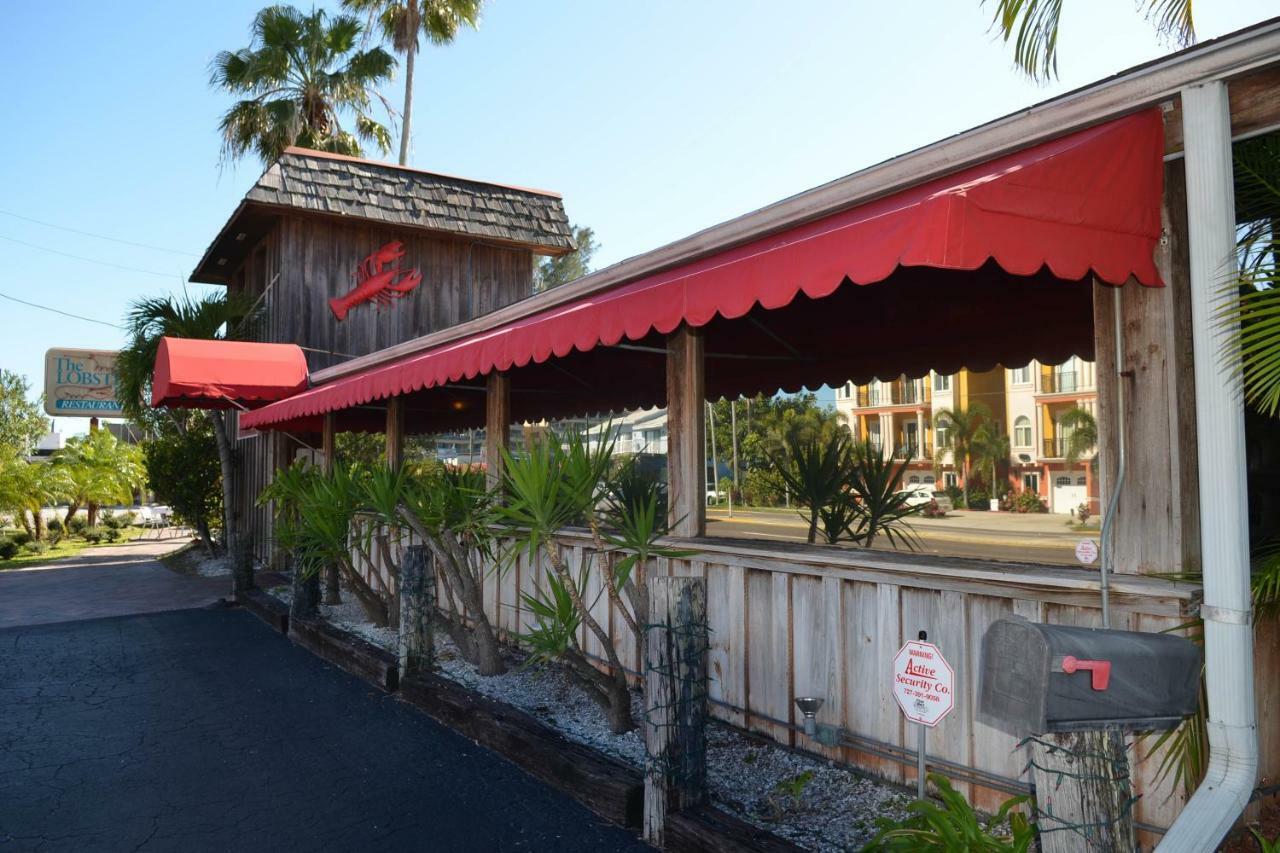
[[0, 527, 148, 570]]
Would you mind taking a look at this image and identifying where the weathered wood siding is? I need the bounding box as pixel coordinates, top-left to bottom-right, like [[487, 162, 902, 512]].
[[226, 217, 534, 563], [353, 527, 1207, 833]]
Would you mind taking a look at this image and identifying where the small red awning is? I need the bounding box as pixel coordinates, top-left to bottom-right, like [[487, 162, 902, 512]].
[[151, 337, 309, 409], [241, 110, 1163, 432]]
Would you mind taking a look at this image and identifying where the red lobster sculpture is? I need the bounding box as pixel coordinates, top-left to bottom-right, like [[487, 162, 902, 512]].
[[328, 241, 423, 321]]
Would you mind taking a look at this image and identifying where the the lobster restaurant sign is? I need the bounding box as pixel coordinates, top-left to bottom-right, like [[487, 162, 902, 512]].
[[44, 348, 124, 417], [329, 240, 422, 321]]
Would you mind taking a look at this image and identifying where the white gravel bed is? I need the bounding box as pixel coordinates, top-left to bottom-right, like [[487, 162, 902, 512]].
[[265, 583, 910, 850], [269, 585, 400, 650], [193, 553, 232, 577]]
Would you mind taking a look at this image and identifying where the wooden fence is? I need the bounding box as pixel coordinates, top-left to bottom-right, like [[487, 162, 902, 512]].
[[350, 521, 1206, 833]]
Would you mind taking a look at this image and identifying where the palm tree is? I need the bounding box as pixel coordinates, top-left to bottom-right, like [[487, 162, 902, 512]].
[[987, 0, 1195, 81], [933, 403, 992, 509], [1229, 134, 1280, 418], [53, 431, 145, 528], [0, 452, 68, 541], [117, 294, 258, 576], [343, 0, 482, 165], [1057, 406, 1098, 470], [211, 5, 396, 167], [972, 423, 1011, 505]]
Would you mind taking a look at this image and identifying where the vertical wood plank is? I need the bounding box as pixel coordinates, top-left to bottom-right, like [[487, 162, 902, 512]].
[[705, 563, 746, 727], [666, 325, 705, 537], [791, 576, 845, 760], [967, 595, 1022, 812], [843, 581, 904, 783]]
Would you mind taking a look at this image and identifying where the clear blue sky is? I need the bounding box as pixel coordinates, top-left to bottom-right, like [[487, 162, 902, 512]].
[[1, 1, 1274, 434]]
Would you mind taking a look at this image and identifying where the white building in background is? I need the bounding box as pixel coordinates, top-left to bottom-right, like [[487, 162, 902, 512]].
[[584, 408, 668, 456]]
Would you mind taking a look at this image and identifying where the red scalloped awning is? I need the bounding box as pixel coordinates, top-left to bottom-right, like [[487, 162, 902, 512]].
[[241, 109, 1163, 431], [151, 336, 309, 409]]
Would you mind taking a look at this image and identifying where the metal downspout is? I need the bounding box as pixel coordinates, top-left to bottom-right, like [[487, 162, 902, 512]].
[[1156, 80, 1257, 852], [1099, 288, 1127, 629]]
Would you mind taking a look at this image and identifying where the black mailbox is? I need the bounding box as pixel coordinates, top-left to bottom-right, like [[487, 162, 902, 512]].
[[977, 617, 1201, 736]]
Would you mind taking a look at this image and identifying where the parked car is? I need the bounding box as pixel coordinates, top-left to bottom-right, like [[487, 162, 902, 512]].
[[896, 485, 953, 513], [706, 488, 724, 505]]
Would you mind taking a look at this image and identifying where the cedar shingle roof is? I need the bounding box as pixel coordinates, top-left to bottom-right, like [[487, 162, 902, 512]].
[[192, 148, 573, 284]]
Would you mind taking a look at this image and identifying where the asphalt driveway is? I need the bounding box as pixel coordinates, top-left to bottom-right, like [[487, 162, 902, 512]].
[[0, 540, 226, 629], [0, 607, 649, 852]]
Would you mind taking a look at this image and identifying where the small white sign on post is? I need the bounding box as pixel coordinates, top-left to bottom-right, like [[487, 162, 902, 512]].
[[892, 640, 955, 728], [1075, 538, 1099, 565]]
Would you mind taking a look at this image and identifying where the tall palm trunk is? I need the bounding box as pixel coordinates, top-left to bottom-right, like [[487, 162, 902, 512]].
[[398, 43, 416, 165], [209, 410, 244, 594]]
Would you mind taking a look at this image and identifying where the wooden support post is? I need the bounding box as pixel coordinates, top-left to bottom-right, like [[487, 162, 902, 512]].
[[666, 325, 706, 537], [1093, 161, 1200, 575], [386, 397, 404, 470], [321, 413, 335, 475], [399, 545, 435, 678], [485, 371, 510, 492], [321, 413, 341, 605], [1028, 730, 1135, 853], [643, 576, 709, 847]]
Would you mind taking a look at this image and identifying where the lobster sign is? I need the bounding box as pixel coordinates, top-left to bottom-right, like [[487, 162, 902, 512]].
[[328, 240, 423, 321]]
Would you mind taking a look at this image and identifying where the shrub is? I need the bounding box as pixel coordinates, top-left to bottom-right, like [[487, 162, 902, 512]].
[[741, 467, 785, 507], [115, 510, 137, 528], [82, 527, 106, 544], [0, 539, 17, 560], [1014, 490, 1048, 513], [943, 484, 964, 506], [966, 488, 991, 511], [9, 530, 31, 547], [68, 516, 88, 536], [23, 541, 48, 556], [46, 518, 64, 545], [1076, 502, 1092, 525]]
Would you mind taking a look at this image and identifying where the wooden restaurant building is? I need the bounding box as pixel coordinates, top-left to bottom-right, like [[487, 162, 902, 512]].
[[169, 20, 1280, 850]]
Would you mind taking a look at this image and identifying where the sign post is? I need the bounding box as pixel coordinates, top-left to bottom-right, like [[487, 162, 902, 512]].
[[892, 631, 956, 800]]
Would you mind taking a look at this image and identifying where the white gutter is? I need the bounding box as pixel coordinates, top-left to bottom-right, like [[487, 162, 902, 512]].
[[1156, 80, 1257, 852], [313, 19, 1280, 385]]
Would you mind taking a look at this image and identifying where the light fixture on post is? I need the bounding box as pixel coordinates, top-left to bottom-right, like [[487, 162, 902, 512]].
[[795, 696, 824, 738]]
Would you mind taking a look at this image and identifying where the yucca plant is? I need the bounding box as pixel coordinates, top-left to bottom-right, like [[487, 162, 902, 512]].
[[500, 430, 695, 733], [766, 430, 853, 544], [847, 439, 923, 550], [391, 464, 506, 675], [500, 429, 636, 732], [259, 462, 391, 626], [866, 773, 1033, 852]]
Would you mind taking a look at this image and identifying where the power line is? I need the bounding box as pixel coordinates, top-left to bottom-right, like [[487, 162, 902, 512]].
[[0, 291, 125, 329], [0, 233, 184, 279], [0, 209, 199, 257]]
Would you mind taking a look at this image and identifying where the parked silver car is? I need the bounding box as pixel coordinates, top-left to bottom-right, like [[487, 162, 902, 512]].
[[896, 485, 953, 512]]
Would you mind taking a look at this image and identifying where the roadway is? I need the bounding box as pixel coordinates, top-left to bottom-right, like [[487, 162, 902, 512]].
[[705, 507, 1094, 565]]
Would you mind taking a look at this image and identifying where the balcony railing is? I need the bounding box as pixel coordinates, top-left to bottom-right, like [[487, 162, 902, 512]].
[[1041, 370, 1079, 394], [893, 442, 920, 460], [1043, 437, 1067, 458], [858, 379, 927, 407]]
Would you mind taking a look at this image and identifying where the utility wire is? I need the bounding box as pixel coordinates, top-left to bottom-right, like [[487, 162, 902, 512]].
[[0, 233, 184, 279], [0, 291, 125, 329], [0, 209, 199, 256]]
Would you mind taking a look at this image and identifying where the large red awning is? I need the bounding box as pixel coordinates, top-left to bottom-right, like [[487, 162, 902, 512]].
[[151, 336, 309, 409], [241, 109, 1163, 432]]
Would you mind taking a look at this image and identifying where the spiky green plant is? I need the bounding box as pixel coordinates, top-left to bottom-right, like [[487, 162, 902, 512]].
[[391, 464, 506, 674], [866, 773, 1033, 852], [847, 439, 923, 550], [766, 430, 853, 544]]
